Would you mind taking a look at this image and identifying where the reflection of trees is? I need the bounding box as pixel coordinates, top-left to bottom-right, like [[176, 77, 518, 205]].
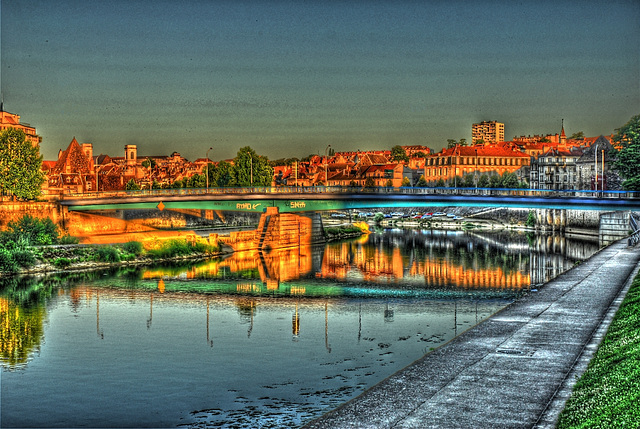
[[0, 298, 46, 369], [0, 277, 55, 370]]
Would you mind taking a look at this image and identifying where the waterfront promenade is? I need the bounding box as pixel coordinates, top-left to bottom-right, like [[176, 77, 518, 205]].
[[305, 239, 640, 428]]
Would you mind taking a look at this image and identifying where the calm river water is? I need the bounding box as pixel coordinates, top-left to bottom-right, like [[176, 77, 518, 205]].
[[1, 229, 599, 428]]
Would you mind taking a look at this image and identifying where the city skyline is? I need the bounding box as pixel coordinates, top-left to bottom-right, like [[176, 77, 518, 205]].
[[1, 0, 639, 162]]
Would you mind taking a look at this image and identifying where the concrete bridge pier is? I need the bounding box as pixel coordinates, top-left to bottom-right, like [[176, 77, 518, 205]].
[[256, 207, 325, 251]]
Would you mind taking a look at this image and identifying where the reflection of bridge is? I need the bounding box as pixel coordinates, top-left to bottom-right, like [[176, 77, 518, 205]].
[[60, 186, 640, 212]]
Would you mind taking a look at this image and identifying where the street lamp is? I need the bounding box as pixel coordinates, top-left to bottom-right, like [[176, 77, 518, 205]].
[[475, 149, 478, 190], [324, 144, 331, 188], [594, 143, 598, 193], [206, 147, 213, 193]]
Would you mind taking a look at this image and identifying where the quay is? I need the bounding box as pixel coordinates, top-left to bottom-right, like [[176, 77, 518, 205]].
[[304, 239, 640, 428]]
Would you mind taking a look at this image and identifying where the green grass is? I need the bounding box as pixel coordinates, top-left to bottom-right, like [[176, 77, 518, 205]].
[[324, 225, 363, 237], [556, 274, 640, 428], [145, 239, 218, 259]]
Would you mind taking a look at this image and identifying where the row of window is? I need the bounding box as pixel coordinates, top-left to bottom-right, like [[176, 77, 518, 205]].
[[425, 157, 526, 167]]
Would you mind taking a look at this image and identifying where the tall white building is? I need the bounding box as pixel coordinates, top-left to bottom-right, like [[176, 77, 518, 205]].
[[472, 121, 504, 144]]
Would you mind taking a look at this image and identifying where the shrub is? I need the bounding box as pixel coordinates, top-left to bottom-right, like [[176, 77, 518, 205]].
[[53, 258, 72, 269], [2, 215, 59, 246], [94, 246, 121, 263], [0, 248, 17, 273], [59, 235, 80, 245], [12, 249, 36, 268], [122, 241, 143, 256]]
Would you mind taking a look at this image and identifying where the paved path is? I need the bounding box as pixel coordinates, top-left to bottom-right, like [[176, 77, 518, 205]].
[[304, 240, 640, 429]]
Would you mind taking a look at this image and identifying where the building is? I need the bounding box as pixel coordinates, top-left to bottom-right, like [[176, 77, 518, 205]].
[[0, 103, 42, 146], [423, 144, 530, 185], [529, 146, 584, 190], [472, 121, 504, 144]]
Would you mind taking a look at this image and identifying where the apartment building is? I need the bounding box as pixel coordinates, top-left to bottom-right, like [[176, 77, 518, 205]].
[[0, 103, 42, 146], [472, 120, 504, 144]]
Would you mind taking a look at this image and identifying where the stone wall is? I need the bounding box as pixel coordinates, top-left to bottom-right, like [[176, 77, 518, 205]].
[[599, 211, 631, 246], [0, 202, 66, 230]]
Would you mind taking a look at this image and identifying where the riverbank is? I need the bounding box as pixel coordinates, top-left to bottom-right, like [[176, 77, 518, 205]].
[[304, 239, 640, 428]]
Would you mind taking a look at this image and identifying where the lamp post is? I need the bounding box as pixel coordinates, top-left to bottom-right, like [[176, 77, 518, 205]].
[[324, 144, 331, 188], [250, 156, 253, 187], [594, 143, 598, 193], [475, 149, 478, 191], [206, 147, 213, 193]]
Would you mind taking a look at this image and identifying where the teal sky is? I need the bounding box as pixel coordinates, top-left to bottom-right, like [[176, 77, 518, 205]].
[[1, 0, 639, 162]]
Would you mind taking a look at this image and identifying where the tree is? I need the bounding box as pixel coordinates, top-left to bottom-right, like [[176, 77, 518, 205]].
[[477, 174, 489, 188], [435, 178, 446, 187], [416, 175, 428, 187], [208, 160, 235, 187], [461, 173, 475, 188], [385, 179, 393, 187], [501, 172, 520, 188], [0, 129, 45, 200], [412, 151, 427, 158], [364, 177, 376, 188], [447, 138, 468, 149], [569, 131, 585, 140], [234, 146, 273, 187], [125, 179, 140, 190], [612, 114, 640, 191], [390, 145, 409, 162], [489, 174, 502, 188], [401, 177, 411, 187]]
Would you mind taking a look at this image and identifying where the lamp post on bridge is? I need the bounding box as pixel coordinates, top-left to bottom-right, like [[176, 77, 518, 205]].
[[324, 144, 331, 188], [206, 147, 213, 193]]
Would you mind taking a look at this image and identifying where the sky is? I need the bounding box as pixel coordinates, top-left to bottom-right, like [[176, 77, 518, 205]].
[[1, 0, 639, 162]]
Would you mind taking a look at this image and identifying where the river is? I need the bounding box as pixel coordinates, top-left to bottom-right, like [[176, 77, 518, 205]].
[[0, 228, 599, 428]]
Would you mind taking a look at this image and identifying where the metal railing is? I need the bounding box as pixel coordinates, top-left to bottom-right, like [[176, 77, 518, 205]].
[[59, 186, 640, 201]]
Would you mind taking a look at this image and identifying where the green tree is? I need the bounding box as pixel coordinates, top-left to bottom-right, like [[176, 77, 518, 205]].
[[501, 172, 520, 188], [412, 151, 427, 158], [390, 145, 409, 162], [477, 174, 489, 188], [489, 174, 502, 188], [401, 176, 411, 187], [446, 139, 457, 149], [234, 146, 273, 187], [569, 131, 585, 140], [187, 173, 205, 188], [209, 160, 236, 187], [0, 129, 45, 200], [125, 179, 140, 190], [416, 175, 428, 187], [435, 178, 446, 187], [612, 114, 640, 191], [364, 177, 376, 188], [461, 173, 475, 188]]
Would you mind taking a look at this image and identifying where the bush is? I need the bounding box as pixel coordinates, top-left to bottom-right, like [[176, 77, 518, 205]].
[[146, 239, 216, 259], [94, 246, 121, 263], [2, 215, 59, 246], [53, 258, 72, 269], [58, 235, 80, 245], [0, 248, 17, 273], [122, 241, 143, 256], [12, 249, 36, 268]]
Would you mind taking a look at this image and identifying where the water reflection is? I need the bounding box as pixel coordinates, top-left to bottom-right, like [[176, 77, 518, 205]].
[[0, 229, 600, 428]]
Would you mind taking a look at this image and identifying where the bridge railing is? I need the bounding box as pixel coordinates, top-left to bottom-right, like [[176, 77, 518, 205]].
[[60, 186, 640, 200]]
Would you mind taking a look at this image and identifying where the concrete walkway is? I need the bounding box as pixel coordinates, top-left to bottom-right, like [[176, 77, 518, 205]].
[[304, 240, 640, 429]]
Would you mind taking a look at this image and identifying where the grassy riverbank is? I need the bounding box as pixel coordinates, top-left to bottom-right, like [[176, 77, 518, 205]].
[[556, 272, 640, 428], [0, 215, 225, 276]]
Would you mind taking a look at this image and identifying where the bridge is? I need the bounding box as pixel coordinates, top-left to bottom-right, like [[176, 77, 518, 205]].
[[60, 186, 640, 212]]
